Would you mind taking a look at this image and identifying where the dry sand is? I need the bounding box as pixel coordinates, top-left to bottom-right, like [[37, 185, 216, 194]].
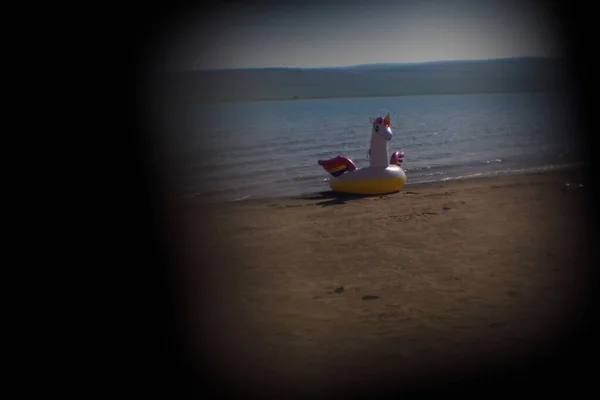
[[170, 169, 594, 396]]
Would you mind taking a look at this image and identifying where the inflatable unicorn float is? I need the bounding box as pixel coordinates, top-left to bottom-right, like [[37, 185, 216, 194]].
[[318, 113, 406, 195]]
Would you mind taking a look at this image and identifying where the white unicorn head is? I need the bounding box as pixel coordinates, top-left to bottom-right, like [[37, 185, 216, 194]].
[[368, 113, 393, 168], [369, 113, 392, 141]]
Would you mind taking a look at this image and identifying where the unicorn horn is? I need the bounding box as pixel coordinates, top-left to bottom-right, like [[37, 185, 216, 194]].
[[384, 113, 390, 126]]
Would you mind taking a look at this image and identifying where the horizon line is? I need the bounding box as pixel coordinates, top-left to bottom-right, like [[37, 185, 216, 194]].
[[186, 55, 564, 73]]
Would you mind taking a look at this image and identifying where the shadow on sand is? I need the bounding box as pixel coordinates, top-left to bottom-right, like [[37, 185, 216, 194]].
[[297, 190, 395, 207]]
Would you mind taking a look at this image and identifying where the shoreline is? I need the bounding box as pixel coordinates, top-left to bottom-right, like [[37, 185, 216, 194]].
[[181, 161, 589, 206]]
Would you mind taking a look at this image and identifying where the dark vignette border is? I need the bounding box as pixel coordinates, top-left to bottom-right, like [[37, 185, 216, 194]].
[[115, 0, 598, 397]]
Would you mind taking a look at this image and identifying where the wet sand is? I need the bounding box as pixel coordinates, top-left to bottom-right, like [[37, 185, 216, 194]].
[[171, 168, 594, 397]]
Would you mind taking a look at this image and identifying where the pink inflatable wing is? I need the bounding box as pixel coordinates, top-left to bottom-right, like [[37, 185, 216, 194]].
[[390, 151, 404, 166], [318, 156, 357, 177]]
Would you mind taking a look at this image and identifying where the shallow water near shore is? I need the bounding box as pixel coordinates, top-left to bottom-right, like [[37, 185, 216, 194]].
[[168, 92, 583, 203]]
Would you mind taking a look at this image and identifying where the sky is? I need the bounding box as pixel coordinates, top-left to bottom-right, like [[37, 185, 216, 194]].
[[159, 0, 564, 70]]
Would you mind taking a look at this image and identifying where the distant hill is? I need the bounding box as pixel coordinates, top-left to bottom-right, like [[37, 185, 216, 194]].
[[154, 57, 569, 104]]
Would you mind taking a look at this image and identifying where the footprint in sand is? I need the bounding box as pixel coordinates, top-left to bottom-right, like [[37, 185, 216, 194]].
[[362, 295, 380, 301]]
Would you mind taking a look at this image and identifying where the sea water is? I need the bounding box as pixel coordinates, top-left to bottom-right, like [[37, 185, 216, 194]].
[[165, 92, 584, 202]]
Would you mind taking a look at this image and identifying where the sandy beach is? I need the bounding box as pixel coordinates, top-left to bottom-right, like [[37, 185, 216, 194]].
[[170, 168, 594, 396]]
